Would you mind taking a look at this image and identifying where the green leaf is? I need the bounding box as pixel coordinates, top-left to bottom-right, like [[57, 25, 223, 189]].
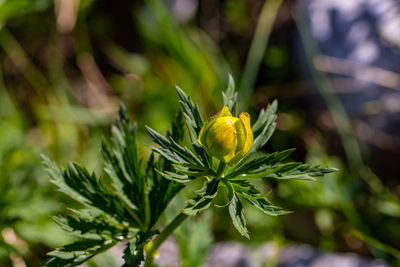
[[222, 74, 238, 116], [216, 180, 234, 208], [194, 179, 220, 199], [242, 163, 338, 181], [146, 126, 203, 166], [46, 106, 147, 230], [151, 147, 186, 164], [183, 179, 220, 215], [229, 179, 260, 195], [102, 118, 146, 227], [227, 180, 289, 217], [249, 100, 278, 153], [251, 120, 276, 153], [182, 197, 213, 216], [147, 118, 215, 189], [103, 105, 186, 230], [225, 149, 295, 179], [122, 230, 159, 267], [228, 192, 249, 239], [175, 86, 210, 167], [252, 100, 277, 135], [175, 86, 203, 135], [167, 109, 185, 142], [44, 158, 142, 228], [44, 239, 116, 267], [156, 169, 193, 183], [246, 198, 290, 217], [122, 239, 138, 267], [168, 137, 204, 166], [145, 116, 186, 227], [52, 213, 130, 240], [42, 155, 87, 204]]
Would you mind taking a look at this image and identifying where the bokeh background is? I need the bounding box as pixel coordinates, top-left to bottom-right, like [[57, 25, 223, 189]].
[[1, 0, 400, 266]]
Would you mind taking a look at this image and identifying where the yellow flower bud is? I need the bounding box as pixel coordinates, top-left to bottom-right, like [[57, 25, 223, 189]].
[[198, 106, 253, 164]]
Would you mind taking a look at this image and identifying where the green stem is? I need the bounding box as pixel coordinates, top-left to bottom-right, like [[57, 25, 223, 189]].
[[216, 161, 227, 178], [143, 212, 188, 267], [143, 162, 225, 266]]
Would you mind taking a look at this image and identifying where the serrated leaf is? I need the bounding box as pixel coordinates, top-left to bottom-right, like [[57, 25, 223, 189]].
[[151, 147, 186, 164], [246, 101, 278, 154], [194, 179, 220, 199], [156, 169, 193, 183], [228, 192, 249, 239], [44, 156, 141, 227], [102, 141, 140, 212], [121, 230, 159, 267], [122, 239, 138, 267], [175, 86, 203, 133], [42, 155, 88, 204], [118, 104, 132, 128], [44, 239, 116, 267], [102, 123, 147, 228], [146, 126, 203, 166], [241, 163, 337, 181], [144, 112, 188, 227], [222, 74, 238, 116], [103, 105, 186, 230], [215, 181, 234, 208], [229, 179, 260, 195], [175, 86, 210, 167], [182, 197, 213, 216], [44, 105, 148, 230], [225, 149, 295, 179], [167, 109, 185, 142], [227, 179, 288, 217], [251, 119, 276, 153], [182, 179, 220, 215], [168, 137, 203, 166], [53, 214, 129, 240], [246, 198, 290, 217], [172, 166, 215, 181], [252, 100, 277, 135]]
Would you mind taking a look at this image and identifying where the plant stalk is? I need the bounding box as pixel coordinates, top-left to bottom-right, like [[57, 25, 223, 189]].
[[144, 163, 226, 266], [216, 161, 227, 178], [143, 212, 188, 267]]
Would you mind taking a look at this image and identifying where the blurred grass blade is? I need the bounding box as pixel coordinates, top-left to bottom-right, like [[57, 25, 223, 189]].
[[0, 28, 49, 91], [295, 8, 400, 259], [294, 12, 363, 171], [239, 0, 283, 108], [0, 0, 51, 23], [295, 8, 400, 204], [352, 229, 400, 260]]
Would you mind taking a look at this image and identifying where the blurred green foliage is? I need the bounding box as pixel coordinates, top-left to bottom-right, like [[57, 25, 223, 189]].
[[0, 0, 399, 266]]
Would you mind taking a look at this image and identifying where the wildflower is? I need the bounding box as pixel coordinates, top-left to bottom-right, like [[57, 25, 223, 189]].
[[198, 106, 253, 164]]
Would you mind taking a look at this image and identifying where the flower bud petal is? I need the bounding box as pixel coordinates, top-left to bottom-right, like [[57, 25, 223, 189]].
[[205, 116, 238, 162], [198, 106, 254, 165], [230, 112, 253, 164]]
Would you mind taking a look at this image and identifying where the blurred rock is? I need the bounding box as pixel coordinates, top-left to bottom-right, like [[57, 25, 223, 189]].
[[274, 244, 387, 267], [154, 237, 181, 267], [153, 241, 388, 267], [309, 252, 387, 267], [277, 244, 320, 267], [107, 237, 180, 267], [108, 239, 389, 267], [295, 0, 400, 181], [206, 242, 256, 267]]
